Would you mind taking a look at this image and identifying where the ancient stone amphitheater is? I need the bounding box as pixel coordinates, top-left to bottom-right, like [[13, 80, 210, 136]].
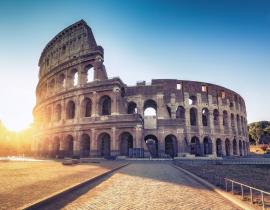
[[33, 20, 249, 159]]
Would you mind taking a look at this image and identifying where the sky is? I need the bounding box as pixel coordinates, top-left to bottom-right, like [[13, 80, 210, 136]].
[[0, 0, 269, 131]]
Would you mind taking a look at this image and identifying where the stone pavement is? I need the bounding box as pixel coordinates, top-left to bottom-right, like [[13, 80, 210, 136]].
[[0, 160, 125, 209], [45, 162, 241, 210]]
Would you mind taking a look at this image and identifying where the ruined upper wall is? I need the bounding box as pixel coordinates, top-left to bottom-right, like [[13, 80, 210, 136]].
[[126, 79, 246, 113], [38, 20, 102, 79]]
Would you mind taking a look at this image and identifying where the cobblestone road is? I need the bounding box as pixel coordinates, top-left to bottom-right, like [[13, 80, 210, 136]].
[[49, 162, 240, 210]]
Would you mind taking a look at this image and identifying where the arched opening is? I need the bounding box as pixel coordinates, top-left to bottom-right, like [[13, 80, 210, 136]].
[[127, 101, 137, 114], [188, 95, 197, 105], [46, 107, 52, 122], [80, 134, 90, 157], [165, 135, 178, 158], [202, 108, 209, 126], [49, 79, 55, 94], [203, 137, 212, 155], [58, 73, 66, 89], [176, 106, 185, 124], [231, 113, 235, 130], [52, 137, 60, 157], [98, 133, 111, 157], [64, 135, 74, 157], [66, 100, 76, 119], [82, 97, 92, 117], [144, 135, 158, 158], [190, 136, 201, 156], [225, 139, 230, 156], [119, 132, 133, 156], [85, 64, 94, 82], [237, 115, 241, 134], [223, 110, 228, 127], [55, 104, 62, 121], [143, 99, 157, 116], [190, 108, 197, 126], [213, 109, 219, 126], [216, 138, 222, 157], [243, 141, 247, 155], [233, 139, 237, 155], [239, 140, 243, 156], [166, 105, 172, 118], [99, 95, 111, 116]]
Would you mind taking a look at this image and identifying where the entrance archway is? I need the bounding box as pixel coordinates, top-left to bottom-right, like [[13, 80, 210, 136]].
[[64, 135, 74, 157], [119, 132, 133, 156], [165, 135, 178, 158], [190, 136, 201, 156], [216, 138, 222, 157], [80, 134, 90, 157], [98, 133, 111, 157], [225, 139, 230, 156], [144, 135, 158, 158], [203, 137, 212, 155]]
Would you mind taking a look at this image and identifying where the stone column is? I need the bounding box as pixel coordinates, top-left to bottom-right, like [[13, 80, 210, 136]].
[[92, 91, 98, 117], [73, 131, 80, 157], [135, 125, 143, 148], [91, 129, 97, 157], [111, 127, 118, 156], [112, 88, 120, 115]]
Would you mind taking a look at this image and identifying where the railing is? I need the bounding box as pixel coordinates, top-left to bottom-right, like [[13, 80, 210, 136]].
[[173, 162, 270, 210], [225, 178, 270, 210]]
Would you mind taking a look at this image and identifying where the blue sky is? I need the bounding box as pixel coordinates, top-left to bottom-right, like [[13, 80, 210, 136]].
[[0, 0, 269, 130]]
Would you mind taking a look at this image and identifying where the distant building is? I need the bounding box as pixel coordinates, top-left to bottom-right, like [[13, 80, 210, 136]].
[[32, 20, 249, 158]]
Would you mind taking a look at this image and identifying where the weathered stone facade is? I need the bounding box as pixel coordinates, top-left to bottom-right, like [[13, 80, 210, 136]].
[[32, 20, 249, 158]]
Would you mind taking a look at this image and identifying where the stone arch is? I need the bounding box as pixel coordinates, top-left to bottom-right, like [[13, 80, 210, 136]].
[[85, 64, 94, 83], [213, 109, 219, 126], [80, 134, 90, 157], [70, 69, 78, 86], [143, 99, 157, 116], [223, 110, 228, 127], [144, 135, 158, 158], [119, 132, 133, 156], [239, 140, 243, 156], [202, 108, 209, 127], [55, 104, 62, 121], [58, 73, 66, 89], [98, 133, 111, 157], [52, 136, 60, 157], [216, 138, 222, 157], [46, 106, 52, 122], [190, 108, 197, 126], [165, 135, 178, 158], [49, 79, 55, 94], [127, 101, 137, 114], [233, 138, 237, 155], [176, 106, 185, 123], [203, 136, 212, 155], [66, 100, 76, 119], [99, 95, 111, 116], [190, 136, 201, 156], [225, 138, 230, 156], [82, 97, 92, 117], [189, 95, 197, 105], [236, 114, 241, 134], [63, 135, 74, 157]]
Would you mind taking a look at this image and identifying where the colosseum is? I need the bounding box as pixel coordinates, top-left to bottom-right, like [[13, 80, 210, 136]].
[[32, 20, 249, 159]]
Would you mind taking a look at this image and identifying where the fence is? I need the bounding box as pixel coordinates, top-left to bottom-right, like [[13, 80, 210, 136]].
[[225, 178, 270, 210]]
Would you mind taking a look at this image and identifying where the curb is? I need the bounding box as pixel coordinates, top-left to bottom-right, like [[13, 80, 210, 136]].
[[20, 163, 129, 210], [171, 164, 256, 210]]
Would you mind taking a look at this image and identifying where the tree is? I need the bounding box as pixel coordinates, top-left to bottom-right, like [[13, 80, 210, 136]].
[[248, 121, 270, 145]]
